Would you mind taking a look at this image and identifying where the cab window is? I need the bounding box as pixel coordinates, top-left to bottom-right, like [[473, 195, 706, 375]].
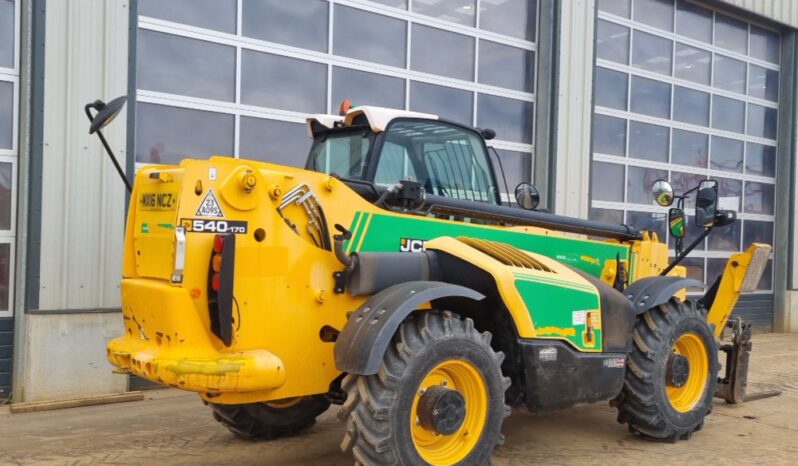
[[375, 120, 497, 204]]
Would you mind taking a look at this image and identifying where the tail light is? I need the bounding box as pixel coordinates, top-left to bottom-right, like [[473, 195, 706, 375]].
[[208, 233, 236, 346]]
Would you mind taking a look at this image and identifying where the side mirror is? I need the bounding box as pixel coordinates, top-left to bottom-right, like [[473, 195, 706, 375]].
[[695, 180, 719, 228], [651, 179, 674, 206], [88, 95, 127, 134], [514, 182, 540, 210], [668, 208, 685, 238]]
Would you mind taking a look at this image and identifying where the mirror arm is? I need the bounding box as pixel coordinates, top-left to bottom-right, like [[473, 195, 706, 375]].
[[659, 227, 713, 276], [85, 104, 133, 193]]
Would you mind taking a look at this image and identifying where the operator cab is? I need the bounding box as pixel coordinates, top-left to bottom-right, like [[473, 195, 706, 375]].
[[305, 104, 503, 206]]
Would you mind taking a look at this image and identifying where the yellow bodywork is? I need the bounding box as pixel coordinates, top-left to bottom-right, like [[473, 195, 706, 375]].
[[106, 156, 766, 404]]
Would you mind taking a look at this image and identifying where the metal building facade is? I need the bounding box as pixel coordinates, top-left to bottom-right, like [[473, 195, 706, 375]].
[[3, 0, 797, 403]]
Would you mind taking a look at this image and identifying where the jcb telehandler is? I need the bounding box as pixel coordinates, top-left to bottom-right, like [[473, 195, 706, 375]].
[[87, 96, 771, 466]]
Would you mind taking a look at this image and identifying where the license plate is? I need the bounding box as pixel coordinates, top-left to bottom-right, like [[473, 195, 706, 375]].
[[139, 191, 178, 211]]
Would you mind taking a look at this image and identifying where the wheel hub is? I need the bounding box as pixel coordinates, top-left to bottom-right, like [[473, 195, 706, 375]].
[[416, 386, 467, 435], [666, 353, 690, 388]]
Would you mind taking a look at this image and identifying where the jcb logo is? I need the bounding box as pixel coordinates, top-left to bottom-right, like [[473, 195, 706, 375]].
[[400, 238, 426, 253]]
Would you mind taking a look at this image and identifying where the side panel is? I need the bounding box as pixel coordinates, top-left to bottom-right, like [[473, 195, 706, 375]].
[[347, 212, 629, 278], [514, 275, 602, 351]]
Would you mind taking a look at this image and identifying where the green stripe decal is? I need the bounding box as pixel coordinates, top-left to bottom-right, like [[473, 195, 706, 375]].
[[344, 211, 362, 253], [513, 273, 595, 292]]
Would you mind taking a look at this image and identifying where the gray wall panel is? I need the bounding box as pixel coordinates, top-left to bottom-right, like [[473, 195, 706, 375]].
[[37, 0, 129, 310], [721, 0, 798, 28]]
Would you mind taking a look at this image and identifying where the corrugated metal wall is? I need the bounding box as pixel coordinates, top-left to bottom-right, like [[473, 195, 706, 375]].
[[553, 0, 595, 219], [38, 0, 128, 311], [721, 0, 798, 28]]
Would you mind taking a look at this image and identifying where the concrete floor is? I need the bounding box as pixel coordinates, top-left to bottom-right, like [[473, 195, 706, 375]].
[[1, 333, 796, 466]]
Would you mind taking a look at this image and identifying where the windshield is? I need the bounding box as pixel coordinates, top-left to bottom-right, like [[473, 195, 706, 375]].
[[308, 128, 374, 179], [375, 120, 498, 204]]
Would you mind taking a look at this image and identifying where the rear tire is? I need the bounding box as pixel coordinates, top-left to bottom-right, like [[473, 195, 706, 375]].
[[338, 310, 510, 466], [613, 298, 718, 442], [210, 395, 330, 439]]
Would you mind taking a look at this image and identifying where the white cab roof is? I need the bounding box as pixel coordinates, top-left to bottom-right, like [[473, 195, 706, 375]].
[[305, 105, 438, 138]]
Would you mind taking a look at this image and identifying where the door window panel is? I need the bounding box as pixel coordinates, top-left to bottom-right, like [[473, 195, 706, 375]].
[[675, 0, 712, 44], [632, 30, 672, 75], [593, 115, 626, 156], [674, 43, 710, 85], [478, 40, 535, 93], [139, 0, 236, 33], [745, 143, 776, 177], [746, 104, 777, 140], [630, 76, 671, 118], [239, 118, 310, 167], [477, 94, 534, 144], [242, 0, 328, 52], [241, 50, 327, 113], [711, 95, 745, 133], [715, 13, 748, 54], [673, 86, 709, 126], [591, 162, 625, 202], [334, 5, 407, 68], [479, 0, 538, 41], [412, 0, 476, 26], [597, 20, 630, 65], [628, 121, 669, 162], [332, 67, 405, 110], [595, 68, 628, 110], [710, 136, 743, 173], [0, 82, 11, 150], [671, 129, 708, 168], [633, 0, 673, 32], [749, 25, 780, 64], [137, 30, 236, 102], [410, 82, 474, 126], [0, 162, 11, 230], [713, 55, 747, 94], [744, 182, 775, 215], [135, 103, 234, 164], [627, 166, 667, 204], [0, 0, 15, 68], [411, 24, 475, 81], [748, 65, 779, 102]]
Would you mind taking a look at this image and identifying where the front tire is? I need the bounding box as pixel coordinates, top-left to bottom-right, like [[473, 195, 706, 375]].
[[614, 298, 718, 442], [339, 311, 510, 466], [210, 395, 330, 439]]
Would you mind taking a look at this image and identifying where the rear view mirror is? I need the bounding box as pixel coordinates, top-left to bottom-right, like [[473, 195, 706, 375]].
[[669, 208, 685, 238], [514, 182, 540, 210], [88, 95, 127, 134], [695, 180, 718, 228], [652, 179, 674, 206]]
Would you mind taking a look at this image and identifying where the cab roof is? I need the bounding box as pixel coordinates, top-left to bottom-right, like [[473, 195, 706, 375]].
[[305, 105, 438, 138]]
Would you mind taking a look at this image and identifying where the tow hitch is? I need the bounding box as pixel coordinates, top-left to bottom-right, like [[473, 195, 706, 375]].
[[714, 318, 781, 404]]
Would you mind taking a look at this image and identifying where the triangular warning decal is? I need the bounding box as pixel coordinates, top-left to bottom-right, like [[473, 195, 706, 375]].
[[196, 189, 224, 217]]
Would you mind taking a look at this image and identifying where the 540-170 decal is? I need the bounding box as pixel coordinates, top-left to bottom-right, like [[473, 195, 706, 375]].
[[180, 218, 248, 234]]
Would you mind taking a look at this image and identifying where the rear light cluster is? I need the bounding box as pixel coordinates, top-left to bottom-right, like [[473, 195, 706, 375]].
[[211, 235, 225, 292], [208, 233, 236, 346]]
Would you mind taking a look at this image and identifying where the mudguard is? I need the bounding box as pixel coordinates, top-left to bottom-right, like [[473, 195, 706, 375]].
[[624, 276, 706, 314], [334, 281, 484, 375]]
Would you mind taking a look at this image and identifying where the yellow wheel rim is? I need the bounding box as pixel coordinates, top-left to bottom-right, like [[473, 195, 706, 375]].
[[264, 397, 303, 409], [666, 333, 709, 413], [410, 359, 488, 466]]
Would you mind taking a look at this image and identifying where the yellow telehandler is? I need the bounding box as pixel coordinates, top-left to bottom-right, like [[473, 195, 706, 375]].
[[86, 96, 771, 465]]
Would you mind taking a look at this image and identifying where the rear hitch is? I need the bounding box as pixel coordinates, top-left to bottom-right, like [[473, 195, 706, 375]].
[[714, 317, 781, 404]]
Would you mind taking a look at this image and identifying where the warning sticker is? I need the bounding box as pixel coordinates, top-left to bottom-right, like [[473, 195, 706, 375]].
[[572, 310, 586, 326], [196, 189, 224, 218]]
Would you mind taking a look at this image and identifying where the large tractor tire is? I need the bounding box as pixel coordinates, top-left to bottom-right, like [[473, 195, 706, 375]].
[[614, 298, 719, 442], [339, 310, 510, 466], [210, 395, 330, 439]]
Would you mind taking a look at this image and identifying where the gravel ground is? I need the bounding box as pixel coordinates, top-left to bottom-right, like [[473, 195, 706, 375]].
[[0, 333, 796, 465]]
